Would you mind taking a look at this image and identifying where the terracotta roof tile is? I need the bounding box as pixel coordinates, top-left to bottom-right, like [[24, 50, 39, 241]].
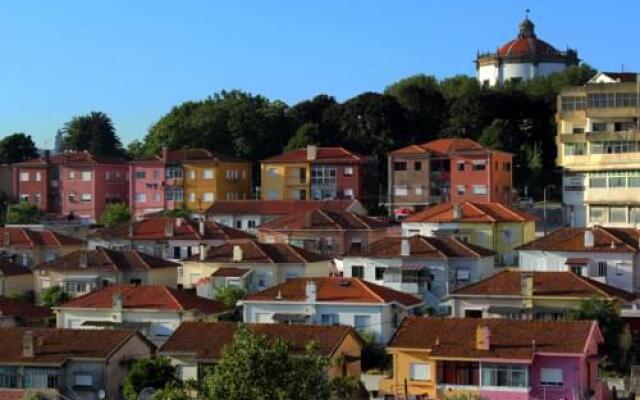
[[60, 285, 229, 315], [517, 226, 640, 252], [0, 390, 28, 400], [0, 261, 31, 277], [390, 139, 498, 156], [389, 317, 597, 360], [0, 228, 85, 248], [135, 148, 246, 163], [360, 236, 494, 258], [0, 327, 142, 364], [159, 321, 360, 360], [0, 296, 53, 322], [451, 270, 637, 301], [244, 277, 422, 307], [15, 151, 125, 166], [259, 210, 388, 232], [100, 217, 252, 241], [261, 147, 364, 163], [35, 247, 179, 273], [205, 199, 363, 216], [404, 202, 536, 223], [190, 240, 328, 264], [211, 267, 251, 278]]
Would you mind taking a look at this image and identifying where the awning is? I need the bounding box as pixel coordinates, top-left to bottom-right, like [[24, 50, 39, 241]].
[[393, 207, 414, 216], [272, 313, 310, 324], [566, 257, 591, 265]]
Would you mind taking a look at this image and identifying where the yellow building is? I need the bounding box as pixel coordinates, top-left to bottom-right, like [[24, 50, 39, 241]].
[[401, 202, 536, 266], [556, 71, 640, 227], [183, 156, 252, 211]]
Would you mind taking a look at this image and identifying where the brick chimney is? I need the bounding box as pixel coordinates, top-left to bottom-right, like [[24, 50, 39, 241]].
[[305, 280, 317, 303], [584, 230, 594, 248], [521, 271, 534, 310], [22, 330, 35, 357], [475, 324, 491, 351]]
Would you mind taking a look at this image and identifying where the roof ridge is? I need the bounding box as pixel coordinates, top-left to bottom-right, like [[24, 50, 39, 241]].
[[450, 269, 511, 294], [98, 247, 121, 272], [449, 236, 481, 257], [596, 226, 637, 251], [571, 272, 620, 299], [493, 202, 526, 222], [20, 229, 36, 247], [349, 211, 373, 230], [465, 202, 496, 222], [252, 241, 275, 264], [283, 243, 307, 263], [317, 209, 342, 230], [419, 236, 447, 259], [130, 249, 152, 270], [164, 286, 186, 311], [355, 278, 386, 303]]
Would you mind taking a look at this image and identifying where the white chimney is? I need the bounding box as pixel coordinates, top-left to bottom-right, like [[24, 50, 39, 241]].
[[22, 331, 34, 357], [232, 245, 243, 262], [199, 244, 208, 261], [112, 292, 123, 310], [79, 250, 88, 268], [164, 221, 174, 237], [400, 238, 411, 257], [476, 325, 491, 351], [306, 145, 318, 161], [199, 220, 206, 236], [176, 218, 183, 228], [305, 280, 317, 303], [584, 230, 594, 248], [453, 203, 462, 220]]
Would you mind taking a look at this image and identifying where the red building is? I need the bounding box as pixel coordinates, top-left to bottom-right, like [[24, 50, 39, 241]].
[[388, 139, 513, 214], [13, 151, 60, 214]]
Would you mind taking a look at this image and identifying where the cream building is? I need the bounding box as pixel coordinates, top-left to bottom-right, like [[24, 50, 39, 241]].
[[557, 72, 640, 227]]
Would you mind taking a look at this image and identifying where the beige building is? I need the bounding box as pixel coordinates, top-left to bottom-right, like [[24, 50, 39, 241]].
[[557, 72, 640, 227], [0, 261, 32, 297]]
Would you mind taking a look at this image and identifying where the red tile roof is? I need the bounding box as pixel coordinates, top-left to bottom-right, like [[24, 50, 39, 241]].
[[205, 199, 364, 216], [0, 390, 28, 400], [391, 139, 505, 157], [451, 270, 637, 302], [60, 285, 229, 315], [0, 228, 85, 248], [102, 217, 252, 241], [160, 321, 361, 361], [403, 202, 536, 223], [498, 36, 558, 58], [190, 240, 328, 264], [135, 148, 246, 163], [360, 236, 494, 258], [244, 277, 422, 307], [389, 317, 598, 360], [0, 296, 53, 322], [259, 210, 388, 232], [0, 327, 144, 365], [35, 247, 180, 273], [517, 226, 640, 252], [0, 261, 31, 277], [262, 147, 365, 163], [211, 267, 251, 278], [16, 151, 125, 166]]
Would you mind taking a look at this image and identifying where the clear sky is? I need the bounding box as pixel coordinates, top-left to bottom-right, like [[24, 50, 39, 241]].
[[1, 1, 638, 148]]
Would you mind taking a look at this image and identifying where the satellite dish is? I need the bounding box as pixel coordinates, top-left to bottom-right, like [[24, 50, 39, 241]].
[[138, 387, 156, 400]]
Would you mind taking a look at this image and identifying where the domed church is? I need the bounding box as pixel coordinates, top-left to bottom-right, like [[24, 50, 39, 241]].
[[475, 13, 579, 87]]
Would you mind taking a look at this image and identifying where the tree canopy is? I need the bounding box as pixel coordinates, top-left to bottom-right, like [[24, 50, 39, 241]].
[[123, 357, 180, 400], [41, 285, 70, 308], [5, 202, 44, 224], [0, 133, 39, 164], [99, 203, 132, 228], [61, 111, 125, 157]]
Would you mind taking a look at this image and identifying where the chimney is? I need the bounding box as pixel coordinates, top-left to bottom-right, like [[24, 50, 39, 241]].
[[22, 331, 35, 357], [475, 324, 491, 351], [128, 222, 134, 238], [79, 250, 88, 268], [162, 146, 169, 161], [400, 238, 411, 257], [199, 220, 206, 236], [521, 271, 534, 309], [232, 245, 243, 262], [112, 292, 123, 310], [164, 221, 174, 237], [306, 145, 318, 161], [453, 203, 462, 220], [44, 149, 51, 163], [275, 290, 283, 300], [199, 243, 208, 261], [584, 230, 594, 248], [3, 230, 10, 247], [176, 218, 183, 228], [305, 280, 317, 303]]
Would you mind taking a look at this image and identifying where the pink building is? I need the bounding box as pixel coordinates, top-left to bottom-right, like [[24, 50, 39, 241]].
[[58, 151, 128, 223], [129, 153, 167, 216]]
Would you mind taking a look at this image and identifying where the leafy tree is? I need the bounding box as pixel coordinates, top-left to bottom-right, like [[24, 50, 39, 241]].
[[99, 203, 132, 228], [41, 285, 70, 307], [0, 133, 39, 164], [203, 326, 331, 400], [151, 384, 191, 400], [439, 75, 486, 138], [62, 111, 125, 157], [215, 286, 246, 308], [126, 139, 147, 160], [123, 357, 179, 400], [162, 204, 191, 218], [569, 298, 629, 370], [359, 331, 391, 372], [285, 122, 323, 151], [5, 202, 44, 224]]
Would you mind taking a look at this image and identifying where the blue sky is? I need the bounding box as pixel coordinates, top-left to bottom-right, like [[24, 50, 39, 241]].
[[1, 1, 638, 148]]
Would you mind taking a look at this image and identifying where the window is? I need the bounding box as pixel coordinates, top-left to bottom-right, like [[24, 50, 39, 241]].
[[0, 366, 18, 388], [34, 193, 41, 204], [203, 169, 214, 179], [165, 188, 184, 201], [19, 194, 29, 202], [320, 314, 339, 326], [564, 143, 587, 156], [248, 220, 256, 229], [235, 220, 242, 229], [74, 374, 93, 388], [481, 364, 528, 388], [560, 95, 586, 111], [540, 368, 563, 387], [152, 170, 161, 179], [414, 161, 422, 171], [80, 193, 92, 202], [267, 190, 278, 200], [589, 177, 606, 188], [79, 171, 91, 181], [188, 192, 196, 202], [393, 162, 407, 171], [153, 193, 160, 202], [135, 171, 146, 179], [375, 267, 385, 280], [437, 361, 480, 385], [267, 168, 277, 177], [631, 208, 640, 224], [415, 186, 422, 195], [471, 160, 486, 171], [394, 186, 408, 196], [351, 265, 364, 278], [410, 363, 431, 381], [609, 176, 626, 188], [610, 207, 626, 223], [592, 122, 608, 132], [456, 185, 465, 195], [68, 171, 75, 180], [472, 185, 487, 195], [35, 172, 42, 181], [23, 368, 59, 389], [349, 240, 362, 254], [354, 315, 370, 332], [597, 262, 607, 277], [135, 193, 147, 203], [616, 263, 626, 276], [456, 162, 465, 171], [344, 166, 354, 176], [19, 172, 29, 182], [343, 188, 354, 198], [203, 192, 214, 202], [503, 162, 511, 172]]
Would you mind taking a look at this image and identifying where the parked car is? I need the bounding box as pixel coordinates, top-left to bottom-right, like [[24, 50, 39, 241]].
[[519, 197, 534, 208]]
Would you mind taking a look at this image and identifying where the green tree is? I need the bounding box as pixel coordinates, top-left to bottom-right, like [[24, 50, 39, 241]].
[[440, 75, 486, 138], [215, 286, 246, 308], [569, 298, 629, 370], [41, 285, 70, 307], [62, 111, 125, 157], [126, 139, 147, 160], [5, 202, 44, 224], [123, 357, 179, 400], [99, 203, 132, 228], [151, 384, 191, 400], [203, 326, 331, 400], [0, 133, 39, 164], [284, 122, 323, 151]]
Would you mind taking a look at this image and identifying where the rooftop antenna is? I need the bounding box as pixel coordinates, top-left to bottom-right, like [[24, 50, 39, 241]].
[[525, 8, 530, 19]]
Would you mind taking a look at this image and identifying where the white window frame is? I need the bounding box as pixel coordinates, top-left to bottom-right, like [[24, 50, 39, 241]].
[[203, 192, 214, 202], [80, 193, 92, 202], [410, 363, 431, 381], [80, 171, 92, 181], [19, 172, 29, 182], [203, 169, 214, 179], [74, 374, 93, 387], [540, 368, 563, 387]]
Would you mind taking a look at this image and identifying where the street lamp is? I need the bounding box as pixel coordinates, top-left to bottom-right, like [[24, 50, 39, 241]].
[[543, 184, 556, 236]]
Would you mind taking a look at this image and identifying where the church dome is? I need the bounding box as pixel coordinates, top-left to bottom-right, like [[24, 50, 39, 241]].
[[497, 17, 560, 58]]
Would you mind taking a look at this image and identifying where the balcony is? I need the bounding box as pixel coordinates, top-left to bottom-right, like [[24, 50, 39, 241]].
[[284, 176, 306, 186]]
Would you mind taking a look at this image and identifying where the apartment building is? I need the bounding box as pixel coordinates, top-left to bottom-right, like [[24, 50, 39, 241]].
[[557, 72, 640, 227], [260, 146, 367, 201], [129, 148, 252, 216], [13, 151, 61, 214], [388, 139, 512, 214]]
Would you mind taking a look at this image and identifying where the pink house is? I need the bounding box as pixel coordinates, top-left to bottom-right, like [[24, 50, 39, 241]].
[[129, 152, 167, 216], [58, 151, 128, 223]]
